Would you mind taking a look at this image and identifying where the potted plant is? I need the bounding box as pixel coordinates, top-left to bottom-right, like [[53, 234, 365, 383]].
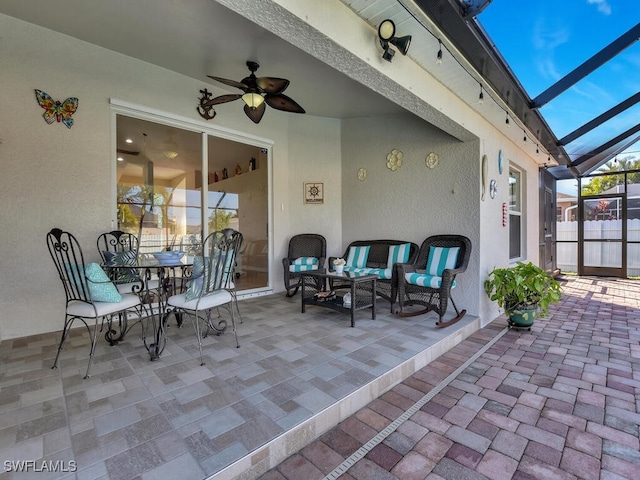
[[333, 257, 346, 274], [484, 261, 561, 329]]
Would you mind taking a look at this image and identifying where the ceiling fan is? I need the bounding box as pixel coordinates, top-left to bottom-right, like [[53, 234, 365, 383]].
[[200, 61, 305, 124]]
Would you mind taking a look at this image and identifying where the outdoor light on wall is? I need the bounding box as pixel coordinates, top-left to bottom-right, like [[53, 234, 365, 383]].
[[378, 19, 411, 62], [436, 40, 443, 64]]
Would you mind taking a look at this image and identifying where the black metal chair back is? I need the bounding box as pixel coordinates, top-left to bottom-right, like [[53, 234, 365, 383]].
[[47, 228, 92, 304], [201, 228, 244, 297], [97, 230, 139, 262]]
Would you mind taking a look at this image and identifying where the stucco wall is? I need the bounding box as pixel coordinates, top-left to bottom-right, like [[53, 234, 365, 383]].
[[341, 114, 481, 316], [0, 14, 342, 339]]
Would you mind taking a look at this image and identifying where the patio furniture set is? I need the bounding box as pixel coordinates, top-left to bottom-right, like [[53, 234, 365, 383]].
[[46, 227, 470, 379], [283, 234, 471, 328], [46, 227, 242, 378]]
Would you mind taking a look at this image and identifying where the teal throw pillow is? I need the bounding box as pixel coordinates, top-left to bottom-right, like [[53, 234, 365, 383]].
[[85, 263, 122, 302], [105, 250, 139, 284]]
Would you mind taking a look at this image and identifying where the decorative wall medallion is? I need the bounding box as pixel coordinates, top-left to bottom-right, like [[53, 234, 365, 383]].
[[489, 179, 497, 199], [34, 89, 78, 129], [357, 168, 367, 181], [425, 152, 440, 169], [498, 149, 503, 174], [386, 149, 404, 171]]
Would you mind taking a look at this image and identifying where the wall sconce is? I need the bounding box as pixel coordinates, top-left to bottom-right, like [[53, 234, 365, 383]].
[[378, 20, 411, 62]]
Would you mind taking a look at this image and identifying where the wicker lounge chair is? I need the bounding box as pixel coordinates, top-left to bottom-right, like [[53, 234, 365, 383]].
[[396, 235, 471, 327], [282, 234, 327, 297]]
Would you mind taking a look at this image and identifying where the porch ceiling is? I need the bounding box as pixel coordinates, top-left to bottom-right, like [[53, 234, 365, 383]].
[[7, 0, 627, 176]]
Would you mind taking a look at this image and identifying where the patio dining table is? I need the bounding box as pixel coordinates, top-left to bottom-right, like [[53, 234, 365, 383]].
[[102, 255, 193, 361]]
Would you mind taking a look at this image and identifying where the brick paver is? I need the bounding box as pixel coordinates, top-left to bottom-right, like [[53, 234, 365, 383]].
[[258, 276, 640, 480]]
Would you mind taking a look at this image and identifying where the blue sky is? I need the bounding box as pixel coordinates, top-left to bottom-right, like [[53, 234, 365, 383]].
[[479, 0, 640, 162]]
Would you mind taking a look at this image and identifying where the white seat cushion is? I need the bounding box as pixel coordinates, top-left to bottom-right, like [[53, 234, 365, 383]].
[[66, 293, 141, 318], [168, 290, 232, 311]]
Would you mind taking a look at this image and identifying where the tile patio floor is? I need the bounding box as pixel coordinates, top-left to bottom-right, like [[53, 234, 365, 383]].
[[258, 275, 640, 480], [0, 286, 480, 480]]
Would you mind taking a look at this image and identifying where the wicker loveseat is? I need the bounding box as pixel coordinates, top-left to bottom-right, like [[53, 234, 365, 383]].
[[328, 240, 419, 311]]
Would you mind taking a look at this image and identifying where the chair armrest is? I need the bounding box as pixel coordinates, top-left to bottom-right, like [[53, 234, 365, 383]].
[[441, 267, 465, 289], [396, 262, 417, 277], [442, 266, 466, 279]]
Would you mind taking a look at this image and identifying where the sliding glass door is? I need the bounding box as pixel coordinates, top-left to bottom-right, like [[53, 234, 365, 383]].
[[115, 114, 269, 292]]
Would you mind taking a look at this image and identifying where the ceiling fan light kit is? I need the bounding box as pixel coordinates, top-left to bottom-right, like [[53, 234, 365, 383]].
[[198, 61, 305, 124], [378, 19, 412, 62]]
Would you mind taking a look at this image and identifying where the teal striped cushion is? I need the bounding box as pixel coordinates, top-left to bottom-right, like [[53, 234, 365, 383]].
[[292, 256, 319, 266], [361, 267, 392, 279], [289, 264, 319, 272], [405, 273, 456, 289], [346, 245, 370, 268], [426, 246, 460, 276], [387, 243, 411, 268]]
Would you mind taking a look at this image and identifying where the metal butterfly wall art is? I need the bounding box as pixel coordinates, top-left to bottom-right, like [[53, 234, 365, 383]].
[[34, 89, 79, 129]]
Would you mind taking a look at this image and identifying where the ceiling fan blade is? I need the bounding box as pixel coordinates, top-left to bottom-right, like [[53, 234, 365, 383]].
[[203, 94, 242, 107], [244, 103, 266, 124], [256, 77, 290, 94], [265, 94, 306, 114], [207, 75, 248, 90]]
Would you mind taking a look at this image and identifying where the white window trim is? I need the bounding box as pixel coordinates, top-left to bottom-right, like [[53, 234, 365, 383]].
[[509, 166, 525, 262]]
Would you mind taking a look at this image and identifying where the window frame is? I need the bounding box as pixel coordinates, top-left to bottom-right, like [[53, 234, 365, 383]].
[[110, 98, 275, 294], [509, 166, 524, 261]]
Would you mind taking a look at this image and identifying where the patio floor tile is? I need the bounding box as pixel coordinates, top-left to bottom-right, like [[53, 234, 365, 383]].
[[2, 276, 640, 479]]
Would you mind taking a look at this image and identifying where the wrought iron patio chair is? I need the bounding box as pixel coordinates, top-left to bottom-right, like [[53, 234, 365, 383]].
[[282, 234, 326, 297], [167, 229, 242, 365], [396, 234, 471, 327], [47, 228, 142, 378], [97, 230, 138, 261], [96, 230, 167, 301], [216, 228, 244, 324]]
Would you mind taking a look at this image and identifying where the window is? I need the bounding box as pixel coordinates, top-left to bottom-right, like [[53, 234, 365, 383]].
[[509, 168, 523, 260]]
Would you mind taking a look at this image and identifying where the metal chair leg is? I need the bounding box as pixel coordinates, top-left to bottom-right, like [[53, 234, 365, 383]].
[[84, 319, 101, 379], [192, 310, 206, 366], [52, 317, 73, 370]]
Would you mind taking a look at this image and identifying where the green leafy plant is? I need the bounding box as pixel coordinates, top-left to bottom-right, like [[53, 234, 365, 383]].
[[484, 261, 562, 316]]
